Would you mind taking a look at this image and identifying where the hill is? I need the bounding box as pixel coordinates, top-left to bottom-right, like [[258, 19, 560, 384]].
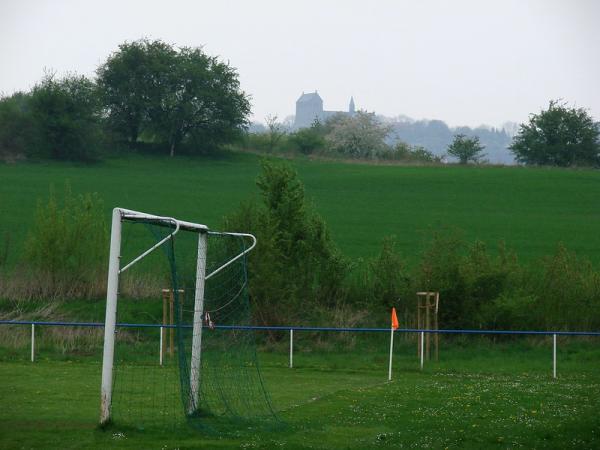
[[1, 153, 600, 267]]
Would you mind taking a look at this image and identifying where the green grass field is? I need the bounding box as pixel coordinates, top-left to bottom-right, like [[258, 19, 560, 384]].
[[1, 339, 599, 449], [2, 153, 600, 266], [2, 153, 600, 448]]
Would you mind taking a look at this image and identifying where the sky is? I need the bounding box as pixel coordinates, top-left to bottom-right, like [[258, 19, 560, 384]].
[[1, 0, 599, 128]]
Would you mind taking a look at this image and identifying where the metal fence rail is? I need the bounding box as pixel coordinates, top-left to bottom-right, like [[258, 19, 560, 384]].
[[1, 320, 599, 379], [2, 320, 600, 335]]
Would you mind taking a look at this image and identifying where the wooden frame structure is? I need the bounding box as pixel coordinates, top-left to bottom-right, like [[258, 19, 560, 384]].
[[161, 288, 184, 357], [416, 291, 440, 361]]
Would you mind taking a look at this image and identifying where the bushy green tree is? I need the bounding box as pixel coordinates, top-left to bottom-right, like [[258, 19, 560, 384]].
[[98, 39, 250, 156], [29, 73, 102, 161], [155, 46, 251, 156], [447, 134, 485, 164], [97, 39, 175, 145], [0, 92, 33, 158], [223, 160, 346, 327], [510, 100, 600, 167]]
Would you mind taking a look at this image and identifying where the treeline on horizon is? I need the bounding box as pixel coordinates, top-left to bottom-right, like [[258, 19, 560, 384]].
[[241, 99, 600, 167], [0, 38, 251, 162], [1, 37, 599, 168], [3, 160, 599, 333], [251, 116, 516, 164]]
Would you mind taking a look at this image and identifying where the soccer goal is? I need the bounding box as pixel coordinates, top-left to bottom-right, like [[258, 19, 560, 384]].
[[99, 207, 274, 428]]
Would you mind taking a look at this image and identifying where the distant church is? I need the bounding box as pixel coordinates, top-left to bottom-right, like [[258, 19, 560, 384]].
[[294, 91, 356, 129]]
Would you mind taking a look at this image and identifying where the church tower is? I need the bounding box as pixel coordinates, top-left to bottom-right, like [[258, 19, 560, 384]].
[[349, 96, 355, 115], [295, 91, 324, 128]]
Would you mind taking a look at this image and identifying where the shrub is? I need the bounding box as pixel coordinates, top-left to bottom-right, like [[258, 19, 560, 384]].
[[368, 236, 411, 309], [378, 142, 441, 163], [223, 159, 347, 329], [289, 124, 326, 155], [415, 229, 467, 328], [22, 185, 108, 298], [528, 245, 600, 330], [415, 232, 522, 329]]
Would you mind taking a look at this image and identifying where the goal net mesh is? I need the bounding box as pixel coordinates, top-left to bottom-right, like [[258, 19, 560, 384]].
[[111, 218, 276, 431]]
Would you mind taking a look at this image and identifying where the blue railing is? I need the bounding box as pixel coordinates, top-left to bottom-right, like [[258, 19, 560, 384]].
[[1, 320, 600, 336], [2, 319, 599, 378]]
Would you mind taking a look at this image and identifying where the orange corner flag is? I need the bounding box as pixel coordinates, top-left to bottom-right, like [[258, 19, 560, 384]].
[[391, 307, 399, 330]]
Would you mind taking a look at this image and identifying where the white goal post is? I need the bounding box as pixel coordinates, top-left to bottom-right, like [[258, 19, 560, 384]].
[[99, 207, 256, 425]]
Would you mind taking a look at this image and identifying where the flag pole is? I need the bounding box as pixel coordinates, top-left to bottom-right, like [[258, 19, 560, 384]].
[[388, 307, 399, 381], [388, 325, 394, 381]]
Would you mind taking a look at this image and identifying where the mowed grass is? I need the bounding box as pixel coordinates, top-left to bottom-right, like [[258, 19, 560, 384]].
[[2, 153, 600, 265], [1, 341, 600, 449]]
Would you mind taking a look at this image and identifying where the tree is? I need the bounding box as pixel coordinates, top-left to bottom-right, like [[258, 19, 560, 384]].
[[97, 39, 175, 145], [447, 134, 485, 164], [325, 111, 391, 159], [97, 39, 251, 156], [369, 236, 410, 308], [223, 160, 346, 327], [264, 114, 286, 152], [29, 73, 102, 161], [149, 45, 251, 156], [510, 100, 600, 167], [0, 91, 33, 159]]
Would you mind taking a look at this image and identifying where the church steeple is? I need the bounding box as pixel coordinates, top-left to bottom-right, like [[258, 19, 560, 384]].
[[349, 96, 355, 114]]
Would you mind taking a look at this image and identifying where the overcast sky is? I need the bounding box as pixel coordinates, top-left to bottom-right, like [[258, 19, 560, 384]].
[[1, 0, 598, 128]]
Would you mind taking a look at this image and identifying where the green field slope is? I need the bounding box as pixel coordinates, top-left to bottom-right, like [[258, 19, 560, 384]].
[[2, 153, 600, 265]]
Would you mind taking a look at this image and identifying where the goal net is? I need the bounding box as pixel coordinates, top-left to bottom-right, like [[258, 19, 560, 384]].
[[100, 208, 276, 430]]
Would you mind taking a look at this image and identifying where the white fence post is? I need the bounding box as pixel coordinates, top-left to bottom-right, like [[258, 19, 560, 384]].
[[31, 324, 35, 362], [553, 333, 557, 379], [159, 326, 164, 366], [289, 329, 294, 368], [420, 331, 425, 371]]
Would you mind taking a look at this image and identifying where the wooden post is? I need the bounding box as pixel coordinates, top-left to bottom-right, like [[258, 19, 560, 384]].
[[417, 292, 440, 363], [169, 291, 175, 356], [162, 288, 184, 358], [420, 331, 425, 370]]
